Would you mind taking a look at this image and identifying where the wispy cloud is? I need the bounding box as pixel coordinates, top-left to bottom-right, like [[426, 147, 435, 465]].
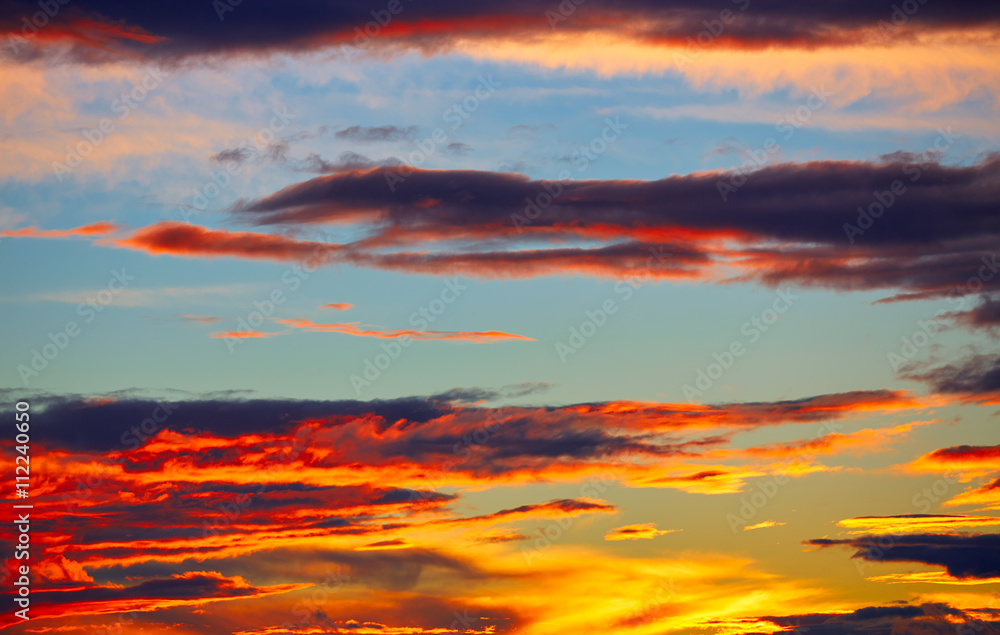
[[23, 283, 262, 307], [604, 523, 680, 541]]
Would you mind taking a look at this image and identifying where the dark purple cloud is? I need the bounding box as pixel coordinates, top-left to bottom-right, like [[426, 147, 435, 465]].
[[753, 603, 998, 635], [807, 533, 1000, 579], [236, 157, 1000, 246], [2, 0, 997, 63], [948, 294, 1000, 331], [334, 125, 418, 143], [899, 352, 1000, 401], [293, 151, 404, 174], [220, 156, 1000, 300]]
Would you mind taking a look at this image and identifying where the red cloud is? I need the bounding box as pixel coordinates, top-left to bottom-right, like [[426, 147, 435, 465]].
[[111, 222, 339, 264], [0, 571, 307, 628]]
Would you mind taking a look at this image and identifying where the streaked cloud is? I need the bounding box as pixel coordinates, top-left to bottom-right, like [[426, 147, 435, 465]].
[[604, 523, 679, 540]]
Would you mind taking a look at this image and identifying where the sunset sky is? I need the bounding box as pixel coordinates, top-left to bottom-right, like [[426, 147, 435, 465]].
[[0, 0, 999, 633]]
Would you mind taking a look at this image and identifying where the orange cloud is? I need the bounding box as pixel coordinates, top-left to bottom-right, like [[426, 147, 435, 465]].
[[110, 222, 339, 263], [274, 317, 534, 343], [442, 499, 617, 530], [575, 390, 925, 433], [867, 572, 1000, 585], [210, 330, 277, 339], [1, 221, 120, 238], [355, 539, 410, 551], [907, 444, 1000, 480], [321, 303, 353, 311], [453, 30, 1000, 132], [604, 523, 679, 541], [945, 479, 1000, 511], [233, 623, 498, 635], [628, 461, 836, 494], [739, 420, 935, 459], [743, 520, 786, 531], [837, 514, 1000, 534]]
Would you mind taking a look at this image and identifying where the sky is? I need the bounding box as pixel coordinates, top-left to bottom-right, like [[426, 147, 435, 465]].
[[0, 0, 999, 633]]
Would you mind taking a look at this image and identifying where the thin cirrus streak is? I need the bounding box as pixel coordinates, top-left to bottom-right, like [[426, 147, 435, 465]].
[[836, 514, 1000, 534], [207, 318, 534, 343], [0, 221, 121, 239], [743, 520, 786, 531], [604, 523, 680, 541], [211, 330, 276, 339], [730, 420, 935, 459], [865, 571, 1000, 585], [274, 317, 535, 343], [947, 478, 1000, 511], [176, 313, 223, 323]]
